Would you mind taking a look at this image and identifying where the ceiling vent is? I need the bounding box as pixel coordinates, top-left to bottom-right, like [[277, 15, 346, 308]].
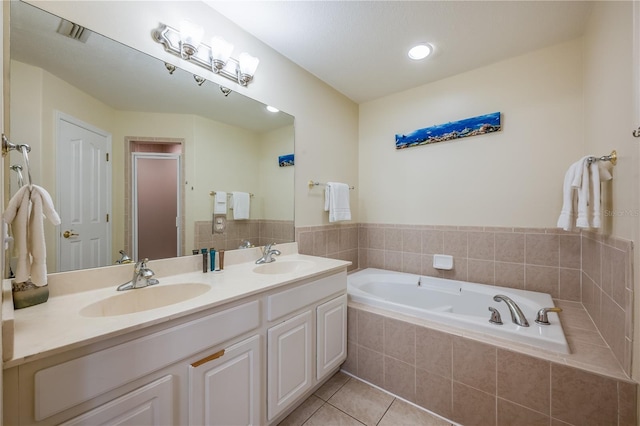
[[56, 19, 91, 43]]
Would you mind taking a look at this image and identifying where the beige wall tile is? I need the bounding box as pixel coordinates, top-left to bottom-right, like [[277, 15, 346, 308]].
[[327, 229, 340, 254], [610, 247, 627, 307], [618, 380, 638, 426], [416, 368, 453, 420], [402, 229, 421, 253], [385, 228, 403, 251], [358, 310, 384, 352], [468, 231, 495, 261], [422, 230, 444, 255], [551, 364, 617, 425], [343, 341, 357, 375], [497, 349, 550, 415], [384, 317, 416, 365], [525, 265, 559, 298], [368, 249, 384, 269], [357, 345, 384, 388], [581, 236, 601, 285], [452, 382, 496, 426], [468, 259, 495, 285], [415, 327, 452, 378], [495, 233, 525, 263], [559, 234, 581, 269], [495, 262, 525, 290], [369, 227, 384, 249], [444, 257, 467, 281], [452, 337, 497, 394], [384, 356, 416, 402], [443, 231, 468, 257], [421, 255, 444, 278], [384, 251, 402, 272], [402, 252, 422, 275], [497, 398, 550, 426], [558, 268, 581, 301], [525, 234, 559, 267]]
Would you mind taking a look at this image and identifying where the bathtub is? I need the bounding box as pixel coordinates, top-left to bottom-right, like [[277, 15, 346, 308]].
[[348, 268, 570, 354]]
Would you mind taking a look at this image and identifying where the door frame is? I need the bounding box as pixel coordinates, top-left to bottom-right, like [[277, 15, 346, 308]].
[[131, 152, 182, 260], [55, 111, 112, 271]]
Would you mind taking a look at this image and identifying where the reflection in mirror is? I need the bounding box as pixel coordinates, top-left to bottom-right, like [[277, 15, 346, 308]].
[[6, 1, 295, 276]]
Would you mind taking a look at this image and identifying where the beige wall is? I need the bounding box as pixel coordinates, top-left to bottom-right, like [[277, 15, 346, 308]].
[[258, 125, 295, 221], [359, 39, 584, 227], [27, 0, 360, 227]]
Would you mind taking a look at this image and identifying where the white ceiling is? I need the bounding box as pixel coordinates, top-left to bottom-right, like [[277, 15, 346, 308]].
[[206, 1, 594, 104]]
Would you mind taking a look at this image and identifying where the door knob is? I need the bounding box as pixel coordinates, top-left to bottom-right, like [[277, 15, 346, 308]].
[[63, 230, 79, 239]]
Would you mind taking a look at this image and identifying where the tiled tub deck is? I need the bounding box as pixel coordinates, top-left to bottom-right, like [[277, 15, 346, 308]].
[[343, 301, 637, 426]]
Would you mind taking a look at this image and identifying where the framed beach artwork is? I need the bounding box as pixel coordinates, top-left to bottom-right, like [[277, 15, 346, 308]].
[[278, 154, 294, 167], [395, 111, 502, 150]]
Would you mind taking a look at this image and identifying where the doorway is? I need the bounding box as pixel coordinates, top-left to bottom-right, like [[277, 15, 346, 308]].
[[127, 139, 184, 261]]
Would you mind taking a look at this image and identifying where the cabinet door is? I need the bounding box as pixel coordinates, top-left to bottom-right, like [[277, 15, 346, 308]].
[[267, 310, 313, 421], [316, 294, 347, 380], [189, 335, 261, 426], [61, 375, 174, 426]]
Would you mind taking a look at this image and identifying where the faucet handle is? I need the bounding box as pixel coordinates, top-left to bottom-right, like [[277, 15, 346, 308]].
[[488, 307, 503, 325], [535, 307, 563, 325]]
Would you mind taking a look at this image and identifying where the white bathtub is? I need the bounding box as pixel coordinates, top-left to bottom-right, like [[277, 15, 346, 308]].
[[348, 268, 570, 354]]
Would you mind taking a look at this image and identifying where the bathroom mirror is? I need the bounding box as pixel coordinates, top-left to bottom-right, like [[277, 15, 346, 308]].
[[5, 1, 295, 275]]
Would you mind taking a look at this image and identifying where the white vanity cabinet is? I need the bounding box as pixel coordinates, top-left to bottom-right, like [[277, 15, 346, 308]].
[[189, 335, 261, 426], [3, 266, 349, 426], [265, 271, 347, 422]]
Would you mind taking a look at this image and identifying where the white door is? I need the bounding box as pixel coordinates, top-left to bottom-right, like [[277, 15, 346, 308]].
[[132, 153, 181, 260], [267, 311, 313, 421], [316, 295, 348, 380], [189, 335, 261, 426], [56, 112, 111, 272]]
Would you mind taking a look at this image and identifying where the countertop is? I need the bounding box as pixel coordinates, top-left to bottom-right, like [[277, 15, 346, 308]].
[[3, 244, 351, 368]]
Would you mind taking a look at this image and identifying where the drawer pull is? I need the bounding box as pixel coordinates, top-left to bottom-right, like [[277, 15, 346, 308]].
[[191, 349, 225, 367]]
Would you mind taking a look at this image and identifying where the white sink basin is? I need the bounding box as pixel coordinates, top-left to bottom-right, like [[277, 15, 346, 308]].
[[252, 260, 314, 275], [80, 283, 211, 317]]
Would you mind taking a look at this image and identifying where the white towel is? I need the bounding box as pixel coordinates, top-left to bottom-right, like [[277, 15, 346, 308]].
[[589, 161, 614, 229], [214, 191, 227, 214], [3, 185, 61, 286], [557, 157, 589, 231], [576, 159, 590, 228], [325, 182, 351, 223], [231, 192, 250, 220]]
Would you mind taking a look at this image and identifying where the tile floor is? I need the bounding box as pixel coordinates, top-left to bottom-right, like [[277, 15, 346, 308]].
[[278, 371, 454, 426]]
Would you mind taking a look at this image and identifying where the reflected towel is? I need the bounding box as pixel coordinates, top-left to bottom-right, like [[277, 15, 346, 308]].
[[557, 156, 590, 231], [231, 192, 250, 220], [214, 191, 227, 214], [325, 182, 351, 223]]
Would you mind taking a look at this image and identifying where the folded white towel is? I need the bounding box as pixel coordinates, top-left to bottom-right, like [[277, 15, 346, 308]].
[[576, 159, 590, 228], [325, 182, 351, 223], [3, 185, 61, 286], [231, 192, 250, 220], [589, 161, 614, 229], [557, 157, 589, 231], [214, 191, 227, 214]]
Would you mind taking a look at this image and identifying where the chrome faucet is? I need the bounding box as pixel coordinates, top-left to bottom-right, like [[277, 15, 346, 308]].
[[535, 307, 563, 325], [115, 249, 133, 264], [493, 295, 529, 327], [117, 258, 159, 291], [255, 243, 281, 264]]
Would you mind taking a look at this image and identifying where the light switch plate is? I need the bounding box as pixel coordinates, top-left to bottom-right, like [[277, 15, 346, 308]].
[[213, 214, 226, 234]]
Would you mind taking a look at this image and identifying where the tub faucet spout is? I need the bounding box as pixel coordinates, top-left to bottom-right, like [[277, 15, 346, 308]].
[[493, 295, 529, 327]]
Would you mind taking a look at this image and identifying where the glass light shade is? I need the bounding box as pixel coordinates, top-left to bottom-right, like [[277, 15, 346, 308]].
[[179, 20, 204, 50], [211, 36, 234, 63], [238, 52, 260, 77]]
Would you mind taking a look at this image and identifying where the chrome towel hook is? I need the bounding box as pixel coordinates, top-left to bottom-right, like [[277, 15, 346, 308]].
[[633, 127, 640, 138]]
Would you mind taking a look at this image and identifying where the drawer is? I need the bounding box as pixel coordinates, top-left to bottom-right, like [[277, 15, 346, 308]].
[[267, 271, 346, 321], [34, 300, 260, 421]]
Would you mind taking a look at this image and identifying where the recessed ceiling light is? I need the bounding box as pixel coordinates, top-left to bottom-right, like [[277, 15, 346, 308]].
[[408, 43, 433, 60], [266, 105, 279, 113]]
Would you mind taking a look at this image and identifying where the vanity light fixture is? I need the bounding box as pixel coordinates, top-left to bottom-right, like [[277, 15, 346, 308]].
[[193, 75, 206, 86], [153, 22, 260, 87], [164, 63, 176, 75], [219, 86, 232, 97], [408, 43, 433, 60]]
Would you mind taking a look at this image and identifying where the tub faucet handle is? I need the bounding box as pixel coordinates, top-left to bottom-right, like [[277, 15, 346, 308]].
[[488, 307, 503, 325], [535, 307, 563, 325]]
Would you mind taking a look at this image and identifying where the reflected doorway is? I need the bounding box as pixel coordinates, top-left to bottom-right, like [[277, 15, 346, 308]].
[[126, 139, 184, 261]]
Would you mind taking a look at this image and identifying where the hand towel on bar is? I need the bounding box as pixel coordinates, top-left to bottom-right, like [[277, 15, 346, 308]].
[[325, 182, 351, 223], [589, 161, 614, 229], [214, 191, 227, 214], [557, 156, 590, 231], [575, 158, 591, 228], [3, 185, 61, 286], [231, 192, 250, 220]]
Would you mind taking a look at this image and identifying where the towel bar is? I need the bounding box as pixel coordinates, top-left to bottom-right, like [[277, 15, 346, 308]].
[[209, 191, 254, 197], [308, 180, 355, 190], [587, 150, 617, 166]]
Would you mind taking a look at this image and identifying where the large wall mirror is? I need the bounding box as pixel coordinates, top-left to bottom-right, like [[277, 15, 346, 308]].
[[5, 1, 295, 276]]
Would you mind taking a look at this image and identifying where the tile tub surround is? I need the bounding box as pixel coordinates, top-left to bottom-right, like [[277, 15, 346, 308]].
[[296, 224, 359, 272], [344, 303, 638, 426], [194, 219, 294, 251]]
